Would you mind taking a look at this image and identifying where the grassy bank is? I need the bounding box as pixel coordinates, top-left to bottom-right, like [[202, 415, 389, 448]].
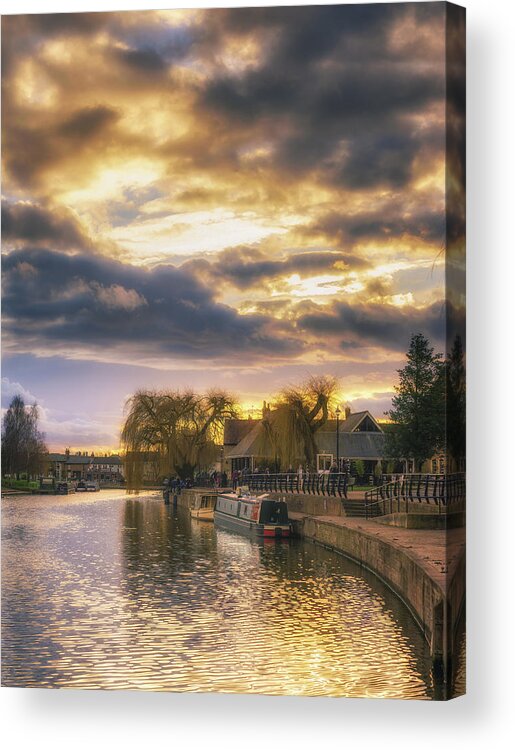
[[2, 478, 39, 491]]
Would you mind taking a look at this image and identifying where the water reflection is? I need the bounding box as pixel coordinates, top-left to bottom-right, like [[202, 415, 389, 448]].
[[2, 491, 454, 697]]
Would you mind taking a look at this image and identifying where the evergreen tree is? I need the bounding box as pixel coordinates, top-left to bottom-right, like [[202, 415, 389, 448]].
[[446, 335, 466, 468], [354, 459, 365, 479], [1, 395, 47, 478], [385, 334, 445, 471]]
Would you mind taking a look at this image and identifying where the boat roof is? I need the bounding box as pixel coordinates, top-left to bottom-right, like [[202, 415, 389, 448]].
[[219, 492, 269, 503]]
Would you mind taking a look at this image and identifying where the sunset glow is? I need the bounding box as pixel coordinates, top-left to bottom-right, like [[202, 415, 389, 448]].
[[1, 5, 463, 451]]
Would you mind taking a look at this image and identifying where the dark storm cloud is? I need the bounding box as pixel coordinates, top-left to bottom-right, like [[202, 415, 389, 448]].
[[297, 299, 446, 351], [26, 11, 110, 36], [185, 246, 369, 290], [203, 4, 400, 65], [3, 105, 120, 186], [2, 200, 91, 251], [309, 206, 445, 246], [58, 105, 119, 139], [114, 47, 166, 73], [1, 12, 112, 75], [445, 4, 466, 250], [115, 20, 194, 66], [1, 248, 300, 360], [199, 3, 445, 190]]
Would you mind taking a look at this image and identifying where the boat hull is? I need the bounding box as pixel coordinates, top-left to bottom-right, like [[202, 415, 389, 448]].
[[190, 508, 214, 522], [214, 509, 290, 539]]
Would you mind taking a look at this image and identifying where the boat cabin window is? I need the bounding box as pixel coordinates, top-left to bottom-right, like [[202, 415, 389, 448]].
[[259, 500, 288, 524]]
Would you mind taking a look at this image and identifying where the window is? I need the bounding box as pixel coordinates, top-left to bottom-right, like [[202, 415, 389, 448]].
[[317, 454, 333, 472], [355, 415, 380, 432]]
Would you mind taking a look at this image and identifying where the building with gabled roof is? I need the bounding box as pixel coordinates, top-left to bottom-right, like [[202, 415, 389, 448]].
[[41, 450, 124, 482], [223, 408, 386, 475]]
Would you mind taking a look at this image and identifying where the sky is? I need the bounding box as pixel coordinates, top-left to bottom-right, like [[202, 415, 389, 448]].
[[1, 3, 464, 452]]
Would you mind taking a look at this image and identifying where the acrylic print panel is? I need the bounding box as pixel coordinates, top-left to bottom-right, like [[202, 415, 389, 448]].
[[1, 2, 465, 700]]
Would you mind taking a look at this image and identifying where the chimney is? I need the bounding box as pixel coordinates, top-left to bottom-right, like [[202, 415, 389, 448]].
[[345, 406, 351, 420], [65, 448, 70, 458]]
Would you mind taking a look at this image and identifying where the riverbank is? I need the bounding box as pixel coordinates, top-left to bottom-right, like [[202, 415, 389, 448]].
[[180, 487, 465, 697]]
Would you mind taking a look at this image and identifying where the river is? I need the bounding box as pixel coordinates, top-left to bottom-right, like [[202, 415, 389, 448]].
[[1, 490, 461, 698]]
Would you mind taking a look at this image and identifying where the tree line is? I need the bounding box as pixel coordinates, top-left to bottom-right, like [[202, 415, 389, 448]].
[[1, 395, 47, 478], [1, 333, 464, 484], [121, 332, 465, 485]]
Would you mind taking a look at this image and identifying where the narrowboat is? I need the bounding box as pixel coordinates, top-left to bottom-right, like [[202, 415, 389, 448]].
[[214, 491, 291, 539], [56, 481, 76, 495], [190, 493, 217, 521], [77, 480, 100, 492]]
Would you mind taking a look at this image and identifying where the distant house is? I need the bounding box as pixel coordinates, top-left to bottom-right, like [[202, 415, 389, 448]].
[[41, 450, 124, 483], [89, 455, 124, 483], [65, 452, 94, 480], [43, 453, 69, 480], [223, 408, 386, 475]]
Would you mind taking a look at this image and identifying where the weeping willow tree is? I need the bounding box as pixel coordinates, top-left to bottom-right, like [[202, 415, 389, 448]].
[[260, 375, 339, 469], [121, 389, 239, 487]]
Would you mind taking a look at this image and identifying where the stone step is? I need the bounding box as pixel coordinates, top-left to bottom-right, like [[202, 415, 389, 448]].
[[342, 500, 380, 518]]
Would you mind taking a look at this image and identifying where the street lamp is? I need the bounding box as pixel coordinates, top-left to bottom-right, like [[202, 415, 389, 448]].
[[335, 406, 341, 471]]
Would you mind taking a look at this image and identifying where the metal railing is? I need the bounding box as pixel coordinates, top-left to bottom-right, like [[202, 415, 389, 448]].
[[245, 472, 349, 498], [364, 473, 466, 518]]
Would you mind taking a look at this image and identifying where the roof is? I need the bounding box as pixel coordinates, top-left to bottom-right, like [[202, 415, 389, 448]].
[[66, 454, 93, 464], [321, 411, 383, 433], [46, 453, 68, 462], [226, 410, 384, 460], [225, 422, 267, 459], [92, 456, 122, 465], [224, 418, 258, 446], [315, 431, 385, 459]]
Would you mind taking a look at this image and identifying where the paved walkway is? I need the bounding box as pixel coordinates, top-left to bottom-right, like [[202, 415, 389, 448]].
[[289, 512, 465, 593]]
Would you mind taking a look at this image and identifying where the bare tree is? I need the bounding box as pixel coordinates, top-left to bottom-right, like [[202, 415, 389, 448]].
[[1, 395, 47, 479]]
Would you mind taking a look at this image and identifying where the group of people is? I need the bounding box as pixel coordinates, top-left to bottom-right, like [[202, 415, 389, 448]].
[[210, 470, 228, 488]]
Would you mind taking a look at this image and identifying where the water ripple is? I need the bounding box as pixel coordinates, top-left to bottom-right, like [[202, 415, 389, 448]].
[[2, 491, 450, 698]]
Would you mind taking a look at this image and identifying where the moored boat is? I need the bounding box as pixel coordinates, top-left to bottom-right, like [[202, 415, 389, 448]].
[[56, 481, 76, 495], [190, 493, 217, 521], [214, 491, 291, 539]]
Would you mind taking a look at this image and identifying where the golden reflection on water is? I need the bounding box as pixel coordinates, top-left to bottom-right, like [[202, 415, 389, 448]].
[[2, 491, 438, 698]]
